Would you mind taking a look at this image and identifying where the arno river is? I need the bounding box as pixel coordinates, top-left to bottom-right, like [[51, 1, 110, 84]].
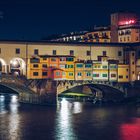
[[0, 93, 140, 140]]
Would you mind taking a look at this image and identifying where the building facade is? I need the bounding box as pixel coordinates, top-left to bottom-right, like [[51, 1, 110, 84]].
[[0, 41, 140, 83]]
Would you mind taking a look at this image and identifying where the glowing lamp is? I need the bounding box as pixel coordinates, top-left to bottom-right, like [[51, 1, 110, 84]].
[[12, 60, 18, 66], [125, 21, 129, 24], [131, 20, 135, 23]]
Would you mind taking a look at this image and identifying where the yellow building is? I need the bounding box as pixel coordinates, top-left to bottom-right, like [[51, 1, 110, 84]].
[[83, 61, 92, 80], [118, 27, 140, 43], [118, 64, 129, 82], [93, 56, 109, 81], [108, 60, 118, 82], [27, 57, 44, 79], [75, 61, 84, 81], [65, 56, 75, 80]]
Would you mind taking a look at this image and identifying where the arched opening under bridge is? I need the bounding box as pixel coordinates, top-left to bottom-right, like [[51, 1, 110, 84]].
[[10, 58, 26, 76]]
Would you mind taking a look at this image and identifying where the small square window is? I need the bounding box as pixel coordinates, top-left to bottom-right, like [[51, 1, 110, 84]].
[[42, 64, 47, 68], [119, 75, 123, 79], [70, 50, 74, 56], [16, 48, 20, 54], [53, 50, 56, 55], [33, 64, 38, 68], [87, 51, 91, 56], [103, 51, 106, 56], [33, 72, 38, 76], [34, 49, 39, 55], [42, 72, 47, 76], [118, 51, 122, 56]]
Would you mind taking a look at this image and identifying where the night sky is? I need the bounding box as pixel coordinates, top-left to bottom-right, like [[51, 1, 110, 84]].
[[0, 0, 140, 40]]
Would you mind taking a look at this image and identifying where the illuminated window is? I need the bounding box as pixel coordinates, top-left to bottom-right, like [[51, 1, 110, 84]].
[[60, 57, 65, 61], [62, 72, 65, 76], [111, 74, 116, 77], [59, 64, 65, 69], [51, 58, 56, 61], [43, 58, 47, 61], [34, 49, 38, 55], [102, 65, 108, 69], [30, 58, 39, 63], [33, 72, 38, 76], [86, 72, 91, 76], [127, 37, 130, 41], [56, 72, 60, 76], [110, 65, 115, 69], [65, 64, 73, 68], [102, 74, 107, 77], [85, 64, 92, 68], [93, 74, 99, 77], [76, 64, 83, 68], [124, 37, 126, 42], [69, 72, 73, 76], [16, 48, 20, 54], [66, 57, 74, 61], [77, 72, 82, 76]]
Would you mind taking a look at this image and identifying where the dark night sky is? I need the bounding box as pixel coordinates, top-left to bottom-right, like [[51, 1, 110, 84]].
[[0, 0, 140, 40]]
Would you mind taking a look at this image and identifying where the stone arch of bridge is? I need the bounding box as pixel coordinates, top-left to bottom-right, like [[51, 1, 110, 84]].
[[10, 57, 26, 76], [0, 83, 19, 95], [58, 83, 124, 102]]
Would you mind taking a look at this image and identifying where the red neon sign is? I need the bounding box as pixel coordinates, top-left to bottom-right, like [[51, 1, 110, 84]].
[[119, 19, 135, 26]]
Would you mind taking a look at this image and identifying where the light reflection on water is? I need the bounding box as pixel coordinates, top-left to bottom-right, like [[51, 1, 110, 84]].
[[0, 94, 140, 140], [9, 95, 20, 140], [120, 118, 140, 140], [55, 98, 78, 140]]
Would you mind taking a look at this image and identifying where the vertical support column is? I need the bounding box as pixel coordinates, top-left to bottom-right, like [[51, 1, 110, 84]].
[[25, 43, 28, 78]]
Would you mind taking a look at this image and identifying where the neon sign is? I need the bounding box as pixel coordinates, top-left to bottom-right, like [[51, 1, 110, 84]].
[[119, 19, 135, 26]]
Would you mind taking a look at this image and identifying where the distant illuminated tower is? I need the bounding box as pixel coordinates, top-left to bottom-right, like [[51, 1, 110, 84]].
[[111, 12, 139, 42]]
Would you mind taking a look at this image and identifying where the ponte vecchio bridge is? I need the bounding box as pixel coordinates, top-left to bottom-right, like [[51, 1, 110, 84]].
[[0, 41, 139, 104]]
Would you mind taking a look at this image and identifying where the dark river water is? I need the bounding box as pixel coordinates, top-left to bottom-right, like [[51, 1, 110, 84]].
[[0, 93, 140, 140]]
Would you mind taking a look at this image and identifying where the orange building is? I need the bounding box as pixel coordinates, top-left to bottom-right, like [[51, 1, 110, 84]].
[[83, 27, 111, 43]]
